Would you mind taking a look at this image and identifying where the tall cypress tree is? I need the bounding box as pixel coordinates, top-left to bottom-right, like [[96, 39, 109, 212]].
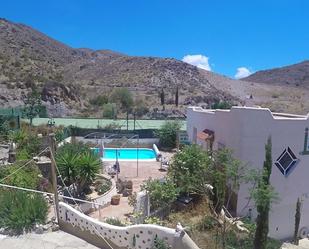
[[254, 136, 273, 249], [175, 86, 179, 107], [294, 198, 302, 245], [160, 88, 165, 106]]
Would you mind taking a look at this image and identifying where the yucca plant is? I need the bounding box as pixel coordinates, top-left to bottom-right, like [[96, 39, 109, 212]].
[[76, 151, 101, 193], [56, 151, 79, 186]]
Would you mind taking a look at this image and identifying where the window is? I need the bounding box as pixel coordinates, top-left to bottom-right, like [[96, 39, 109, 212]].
[[275, 147, 299, 176]]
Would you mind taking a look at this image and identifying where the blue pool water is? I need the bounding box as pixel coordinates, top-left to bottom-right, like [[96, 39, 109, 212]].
[[92, 148, 156, 160]]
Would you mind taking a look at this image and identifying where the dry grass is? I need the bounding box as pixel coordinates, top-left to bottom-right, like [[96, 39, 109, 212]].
[[162, 199, 218, 249]]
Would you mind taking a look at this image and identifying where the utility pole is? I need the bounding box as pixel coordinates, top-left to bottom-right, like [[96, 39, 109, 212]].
[[126, 111, 129, 131], [136, 136, 139, 177], [49, 133, 60, 223], [133, 112, 136, 131]]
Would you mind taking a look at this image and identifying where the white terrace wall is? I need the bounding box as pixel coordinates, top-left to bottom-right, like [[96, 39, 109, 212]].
[[59, 202, 200, 249]]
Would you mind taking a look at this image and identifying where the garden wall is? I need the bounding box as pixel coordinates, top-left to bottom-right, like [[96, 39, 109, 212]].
[[78, 175, 117, 214], [59, 202, 200, 249]]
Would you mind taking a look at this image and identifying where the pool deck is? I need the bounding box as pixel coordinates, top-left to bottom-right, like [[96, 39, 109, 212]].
[[89, 151, 174, 222]]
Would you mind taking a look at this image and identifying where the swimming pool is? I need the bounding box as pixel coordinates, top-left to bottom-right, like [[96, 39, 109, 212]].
[[92, 148, 157, 161]]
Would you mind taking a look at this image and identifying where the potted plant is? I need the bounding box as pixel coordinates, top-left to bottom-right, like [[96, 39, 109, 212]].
[[111, 194, 121, 205]]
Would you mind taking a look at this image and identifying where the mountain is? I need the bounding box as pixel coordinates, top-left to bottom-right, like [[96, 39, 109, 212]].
[[0, 18, 238, 117], [243, 61, 309, 87], [1, 17, 309, 117]]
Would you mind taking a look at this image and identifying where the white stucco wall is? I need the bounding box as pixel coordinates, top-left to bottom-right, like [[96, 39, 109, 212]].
[[187, 106, 309, 240], [59, 202, 200, 249]]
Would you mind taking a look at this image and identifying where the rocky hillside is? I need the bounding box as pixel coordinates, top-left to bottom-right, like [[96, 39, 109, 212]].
[[0, 18, 237, 117], [1, 17, 309, 117], [243, 60, 309, 87]]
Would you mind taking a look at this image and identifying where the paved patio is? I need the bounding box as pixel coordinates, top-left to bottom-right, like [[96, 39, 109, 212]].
[[89, 158, 169, 222], [0, 231, 98, 249]]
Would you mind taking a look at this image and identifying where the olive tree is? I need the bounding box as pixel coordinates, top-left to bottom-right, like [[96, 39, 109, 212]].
[[23, 88, 42, 126]]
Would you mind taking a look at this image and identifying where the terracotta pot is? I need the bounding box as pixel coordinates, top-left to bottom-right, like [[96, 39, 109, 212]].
[[111, 195, 121, 205]]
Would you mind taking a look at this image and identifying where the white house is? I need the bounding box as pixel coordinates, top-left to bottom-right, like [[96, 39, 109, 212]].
[[186, 106, 309, 240]]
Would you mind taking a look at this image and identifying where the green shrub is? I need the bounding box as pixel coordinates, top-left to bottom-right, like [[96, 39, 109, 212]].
[[168, 144, 212, 194], [90, 95, 109, 106], [38, 105, 48, 118], [134, 99, 149, 117], [0, 190, 48, 234], [103, 103, 117, 119], [144, 216, 162, 225], [110, 88, 133, 112], [104, 217, 125, 227], [16, 148, 30, 160], [141, 178, 179, 211], [152, 235, 169, 249], [128, 192, 137, 208], [196, 216, 218, 231], [156, 121, 181, 149], [211, 100, 233, 109], [0, 161, 41, 189], [9, 129, 27, 144], [15, 132, 42, 159], [0, 116, 9, 138], [95, 179, 112, 195]]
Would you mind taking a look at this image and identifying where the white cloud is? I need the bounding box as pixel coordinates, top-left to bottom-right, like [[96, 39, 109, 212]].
[[235, 67, 252, 79], [182, 54, 211, 71]]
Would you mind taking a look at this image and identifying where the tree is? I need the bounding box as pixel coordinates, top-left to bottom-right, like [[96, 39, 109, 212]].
[[110, 88, 133, 112], [141, 178, 179, 211], [23, 88, 42, 126], [103, 103, 117, 119], [294, 198, 302, 245], [156, 121, 181, 149], [134, 98, 149, 118], [89, 95, 108, 106], [253, 137, 275, 249], [175, 86, 179, 107], [159, 88, 165, 108], [211, 149, 228, 214], [168, 144, 212, 194]]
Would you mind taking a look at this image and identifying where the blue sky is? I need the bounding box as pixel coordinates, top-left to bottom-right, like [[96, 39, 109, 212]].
[[1, 0, 309, 78]]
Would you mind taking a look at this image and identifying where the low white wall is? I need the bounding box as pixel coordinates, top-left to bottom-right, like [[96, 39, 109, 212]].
[[76, 137, 159, 147], [79, 176, 117, 213], [59, 202, 200, 249]]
